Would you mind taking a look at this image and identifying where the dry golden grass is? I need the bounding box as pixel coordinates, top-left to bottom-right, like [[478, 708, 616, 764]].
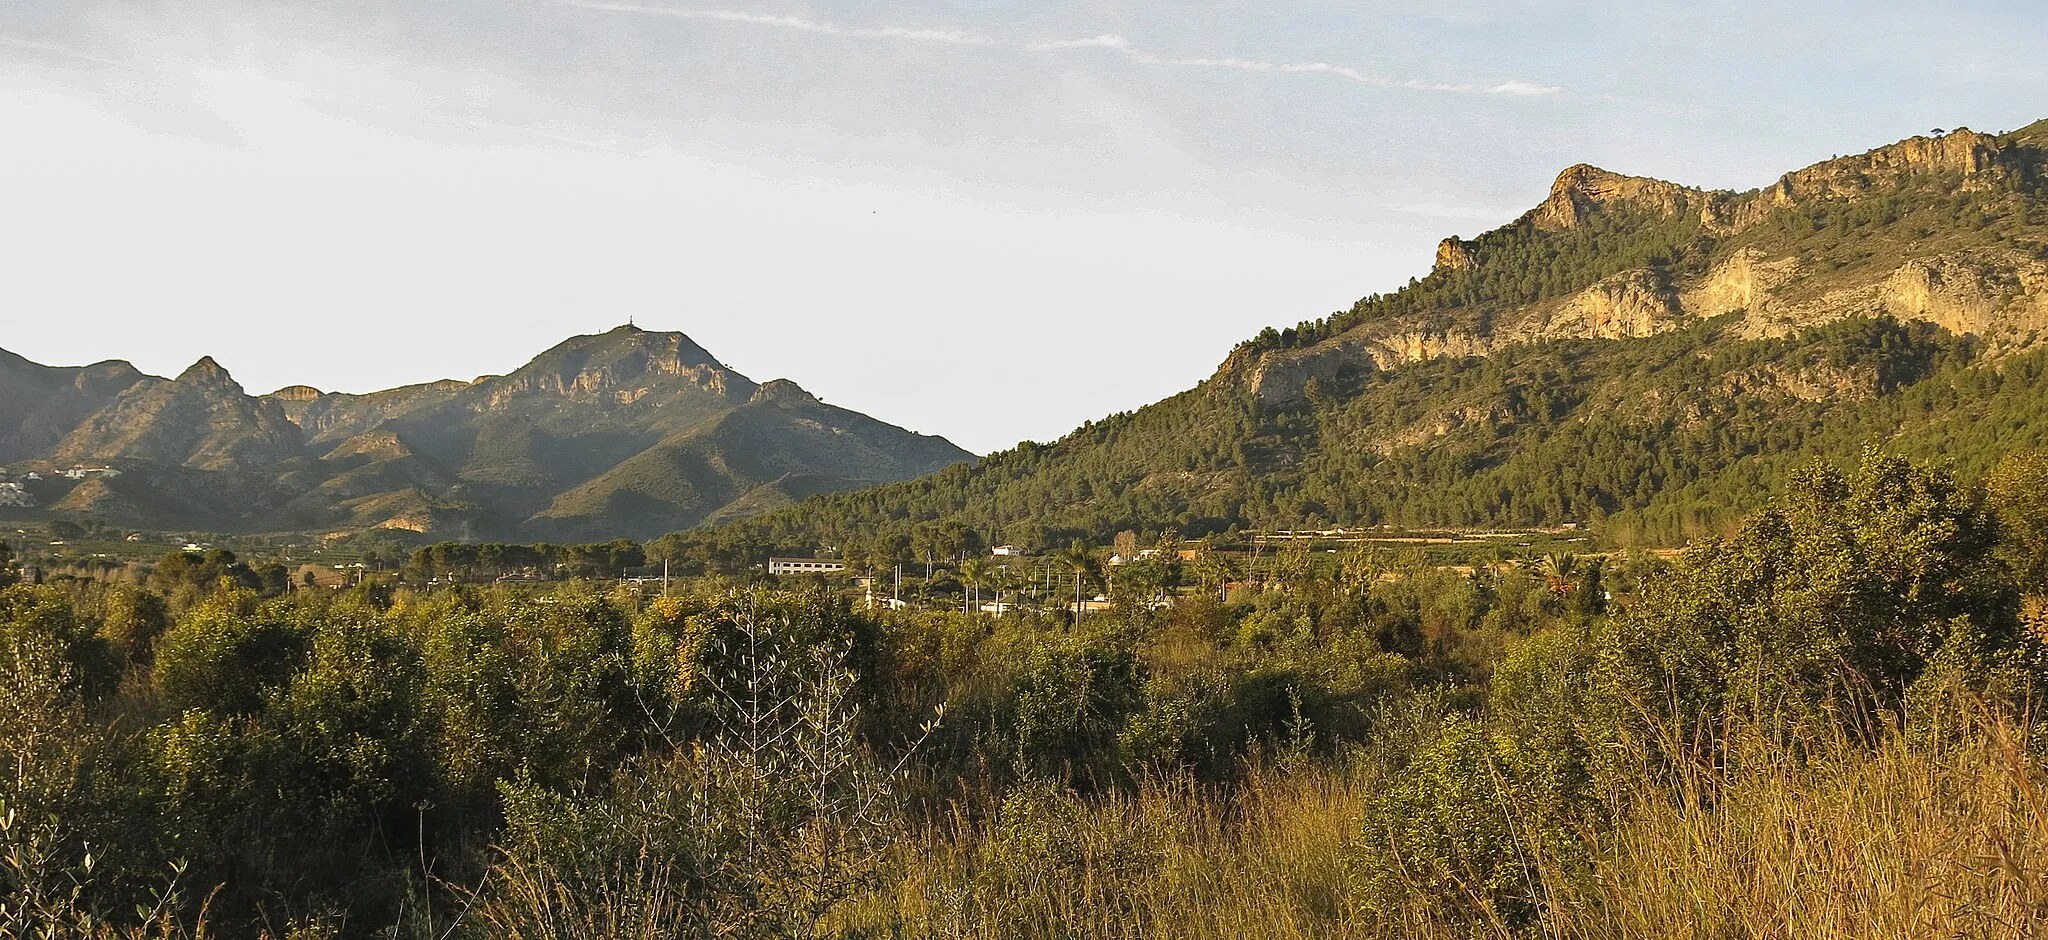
[[1558, 721, 2048, 939], [842, 714, 2048, 940], [847, 765, 1370, 940]]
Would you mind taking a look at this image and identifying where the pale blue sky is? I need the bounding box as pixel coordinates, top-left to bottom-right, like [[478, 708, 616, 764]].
[[2, 1, 2042, 452]]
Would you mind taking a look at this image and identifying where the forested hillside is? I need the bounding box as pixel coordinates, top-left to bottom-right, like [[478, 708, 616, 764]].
[[674, 121, 2048, 561]]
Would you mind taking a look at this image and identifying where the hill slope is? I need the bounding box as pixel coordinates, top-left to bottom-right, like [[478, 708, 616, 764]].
[[0, 327, 973, 538], [531, 379, 981, 540], [685, 121, 2048, 557]]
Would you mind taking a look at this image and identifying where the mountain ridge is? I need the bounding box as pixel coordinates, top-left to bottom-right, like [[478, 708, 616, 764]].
[[0, 327, 973, 539]]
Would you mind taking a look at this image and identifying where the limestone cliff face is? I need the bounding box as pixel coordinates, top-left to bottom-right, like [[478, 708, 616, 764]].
[[1236, 328, 1499, 405], [1235, 268, 1688, 405], [1679, 249, 1804, 320], [1725, 250, 2048, 343], [1235, 246, 2048, 406], [1877, 256, 2023, 337], [1537, 269, 1684, 341]]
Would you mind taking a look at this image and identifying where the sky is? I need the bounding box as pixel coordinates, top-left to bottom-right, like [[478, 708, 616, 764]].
[[2, 2, 2043, 454]]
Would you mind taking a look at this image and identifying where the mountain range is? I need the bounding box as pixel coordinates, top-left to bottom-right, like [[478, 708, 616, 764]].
[[13, 119, 2048, 554], [0, 327, 972, 539], [682, 118, 2048, 557]]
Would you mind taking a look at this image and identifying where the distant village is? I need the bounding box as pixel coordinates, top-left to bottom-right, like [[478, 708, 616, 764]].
[[0, 465, 123, 508]]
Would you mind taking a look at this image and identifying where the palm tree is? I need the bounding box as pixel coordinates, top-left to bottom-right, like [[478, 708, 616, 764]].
[[1059, 543, 1098, 616], [1199, 552, 1242, 600], [1538, 552, 1579, 597], [960, 556, 990, 619], [987, 563, 1022, 617]]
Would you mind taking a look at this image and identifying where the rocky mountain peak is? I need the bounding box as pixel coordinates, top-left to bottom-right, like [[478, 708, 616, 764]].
[[176, 356, 240, 390], [750, 378, 818, 405], [1532, 164, 1700, 231]]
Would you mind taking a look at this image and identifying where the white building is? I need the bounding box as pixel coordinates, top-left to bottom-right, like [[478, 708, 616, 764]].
[[0, 482, 30, 508], [767, 557, 847, 575], [990, 545, 1025, 557]]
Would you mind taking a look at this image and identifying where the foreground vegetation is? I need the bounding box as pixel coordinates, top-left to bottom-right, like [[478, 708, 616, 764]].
[[4, 449, 2048, 937]]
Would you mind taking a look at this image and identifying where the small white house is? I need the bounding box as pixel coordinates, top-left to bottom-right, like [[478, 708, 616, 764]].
[[990, 545, 1025, 557]]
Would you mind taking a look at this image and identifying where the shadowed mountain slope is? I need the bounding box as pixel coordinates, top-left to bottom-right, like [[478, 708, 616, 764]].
[[0, 349, 151, 464]]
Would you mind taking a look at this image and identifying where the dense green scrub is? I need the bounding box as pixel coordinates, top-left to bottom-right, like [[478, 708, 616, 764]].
[[5, 450, 2048, 937]]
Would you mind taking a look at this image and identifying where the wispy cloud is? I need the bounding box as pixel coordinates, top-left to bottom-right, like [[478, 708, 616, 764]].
[[555, 1, 992, 45], [1060, 34, 1562, 96], [1392, 201, 1523, 221], [555, 2, 1562, 98], [0, 35, 139, 70]]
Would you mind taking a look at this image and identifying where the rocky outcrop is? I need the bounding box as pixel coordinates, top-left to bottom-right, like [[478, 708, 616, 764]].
[[1538, 269, 1684, 340], [1434, 237, 1477, 274], [1782, 129, 2012, 197], [1231, 245, 2048, 406], [1859, 253, 2048, 341], [750, 378, 819, 405], [1531, 165, 1702, 231], [1369, 403, 1512, 454], [1728, 250, 2048, 343], [479, 325, 751, 407], [1679, 249, 1803, 320], [322, 430, 416, 462], [269, 384, 323, 402], [1233, 269, 1689, 404], [1732, 129, 2019, 230], [1718, 362, 1876, 404]]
